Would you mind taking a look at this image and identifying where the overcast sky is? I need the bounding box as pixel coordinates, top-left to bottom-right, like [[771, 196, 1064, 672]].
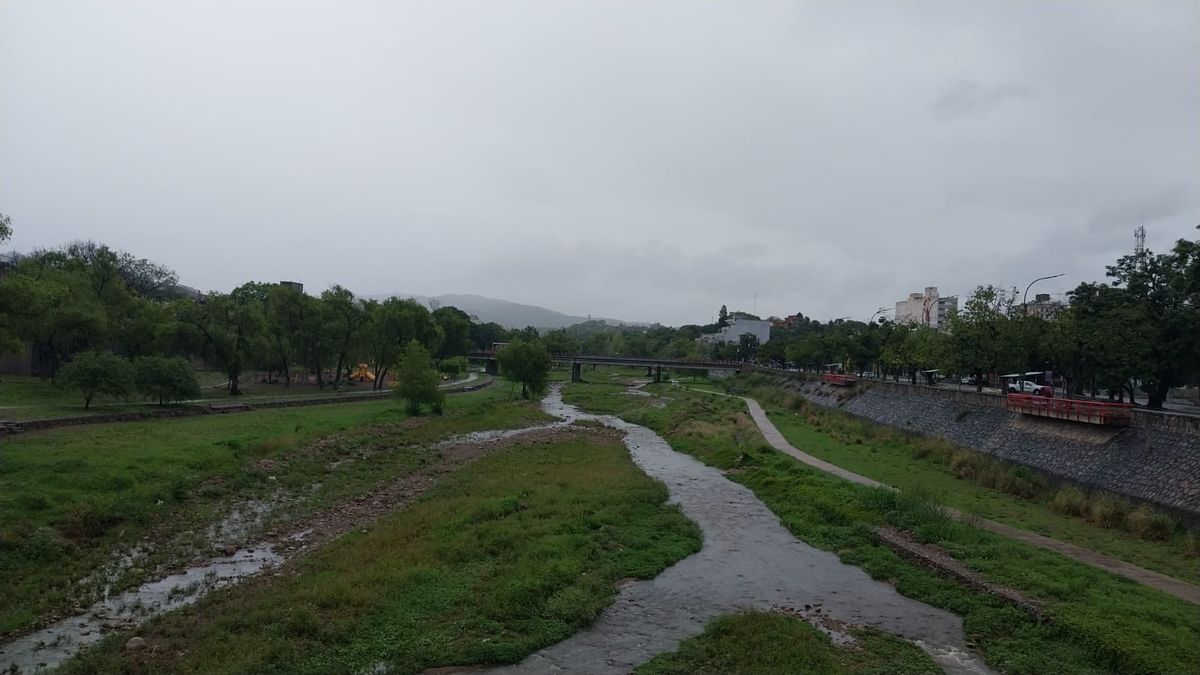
[[2, 1, 1198, 326]]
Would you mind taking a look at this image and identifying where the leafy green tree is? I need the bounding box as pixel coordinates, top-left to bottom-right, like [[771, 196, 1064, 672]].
[[1105, 235, 1200, 408], [393, 340, 444, 414], [173, 286, 266, 395], [543, 328, 580, 355], [497, 340, 552, 399], [324, 286, 368, 388], [432, 306, 473, 359], [470, 321, 506, 351], [737, 333, 759, 361], [947, 285, 1015, 391], [58, 350, 133, 408], [0, 211, 11, 243], [133, 355, 200, 405], [717, 305, 730, 328], [362, 298, 442, 389]]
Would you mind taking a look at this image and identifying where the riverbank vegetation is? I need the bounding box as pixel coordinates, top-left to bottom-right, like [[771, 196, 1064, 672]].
[[62, 428, 701, 674], [728, 373, 1200, 583], [564, 377, 1200, 674], [636, 611, 939, 675], [0, 386, 549, 636]]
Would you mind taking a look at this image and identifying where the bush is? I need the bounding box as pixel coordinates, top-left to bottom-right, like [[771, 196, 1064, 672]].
[[1184, 531, 1200, 558], [133, 356, 201, 405], [393, 340, 444, 415], [1124, 505, 1176, 541], [437, 356, 469, 378], [1050, 486, 1089, 517], [57, 351, 133, 408], [948, 450, 985, 479], [1088, 493, 1131, 528], [998, 466, 1050, 499]]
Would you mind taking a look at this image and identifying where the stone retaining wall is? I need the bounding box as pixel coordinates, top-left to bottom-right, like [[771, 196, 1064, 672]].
[[764, 374, 1200, 518]]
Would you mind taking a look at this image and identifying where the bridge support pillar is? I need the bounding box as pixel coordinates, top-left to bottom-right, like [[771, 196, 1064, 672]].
[[571, 362, 582, 383], [646, 366, 653, 377], [486, 358, 498, 376], [655, 365, 662, 383]]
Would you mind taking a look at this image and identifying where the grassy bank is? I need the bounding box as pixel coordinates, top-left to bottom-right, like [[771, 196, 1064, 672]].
[[636, 611, 939, 675], [564, 377, 1200, 674], [0, 386, 548, 635], [63, 428, 701, 674], [728, 374, 1200, 585]]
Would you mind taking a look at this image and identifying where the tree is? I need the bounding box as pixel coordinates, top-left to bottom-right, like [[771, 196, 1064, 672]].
[[1104, 235, 1200, 408], [737, 333, 759, 362], [438, 356, 468, 378], [497, 340, 552, 399], [362, 298, 442, 389], [542, 328, 580, 355], [324, 286, 368, 388], [432, 306, 473, 359], [393, 340, 444, 414], [58, 350, 133, 408], [947, 285, 1015, 391], [173, 286, 266, 395], [717, 305, 730, 329], [133, 355, 200, 405], [0, 211, 11, 244]]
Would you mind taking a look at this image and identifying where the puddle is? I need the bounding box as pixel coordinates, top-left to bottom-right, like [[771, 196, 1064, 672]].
[[0, 545, 281, 673], [488, 385, 992, 675]]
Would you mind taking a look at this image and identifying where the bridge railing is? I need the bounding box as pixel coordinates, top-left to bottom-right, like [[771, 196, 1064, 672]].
[[1005, 394, 1133, 426]]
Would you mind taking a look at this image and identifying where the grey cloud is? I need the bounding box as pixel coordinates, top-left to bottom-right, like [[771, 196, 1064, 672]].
[[933, 80, 1031, 120], [1, 0, 1197, 326]]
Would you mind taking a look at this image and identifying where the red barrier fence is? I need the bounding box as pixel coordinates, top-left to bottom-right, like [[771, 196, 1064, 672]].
[[1005, 394, 1133, 426], [821, 373, 857, 387]]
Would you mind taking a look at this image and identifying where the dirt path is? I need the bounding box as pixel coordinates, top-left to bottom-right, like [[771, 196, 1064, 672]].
[[490, 387, 990, 675], [739, 395, 1200, 606]]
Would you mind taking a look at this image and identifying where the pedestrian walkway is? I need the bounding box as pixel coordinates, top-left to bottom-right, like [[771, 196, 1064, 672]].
[[690, 386, 1200, 606]]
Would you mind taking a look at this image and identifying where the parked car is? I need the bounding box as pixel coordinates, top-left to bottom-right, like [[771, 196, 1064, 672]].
[[1008, 380, 1052, 397]]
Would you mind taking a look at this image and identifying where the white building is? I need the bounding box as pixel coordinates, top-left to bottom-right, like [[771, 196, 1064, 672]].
[[699, 316, 772, 345], [895, 287, 957, 330], [1018, 293, 1066, 320]]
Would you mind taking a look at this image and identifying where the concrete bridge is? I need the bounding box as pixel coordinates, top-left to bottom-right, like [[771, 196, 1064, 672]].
[[467, 351, 744, 383]]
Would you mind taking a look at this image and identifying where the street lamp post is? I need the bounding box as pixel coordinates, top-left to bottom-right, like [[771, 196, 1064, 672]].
[[869, 306, 892, 323], [1023, 274, 1065, 315]]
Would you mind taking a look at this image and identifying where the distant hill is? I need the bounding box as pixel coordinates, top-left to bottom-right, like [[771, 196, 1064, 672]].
[[364, 292, 637, 330]]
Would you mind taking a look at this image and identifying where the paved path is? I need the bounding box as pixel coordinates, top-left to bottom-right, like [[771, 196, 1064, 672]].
[[492, 387, 990, 675], [734, 394, 1200, 606]]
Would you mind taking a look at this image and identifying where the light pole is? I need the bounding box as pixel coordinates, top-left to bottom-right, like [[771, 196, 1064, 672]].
[[869, 307, 892, 323], [1023, 274, 1064, 315]]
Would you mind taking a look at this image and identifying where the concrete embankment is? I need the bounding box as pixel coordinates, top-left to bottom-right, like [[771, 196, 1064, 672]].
[[761, 373, 1200, 519]]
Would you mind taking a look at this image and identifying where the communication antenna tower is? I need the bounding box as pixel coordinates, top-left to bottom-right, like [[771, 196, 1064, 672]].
[[1134, 226, 1146, 255]]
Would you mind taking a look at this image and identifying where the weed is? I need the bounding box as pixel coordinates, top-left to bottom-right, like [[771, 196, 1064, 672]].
[[997, 466, 1049, 499], [1088, 493, 1131, 529], [1050, 486, 1089, 517], [1184, 531, 1200, 558], [1124, 505, 1177, 541]]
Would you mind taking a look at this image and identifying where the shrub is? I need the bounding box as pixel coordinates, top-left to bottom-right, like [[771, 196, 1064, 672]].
[[1050, 486, 1089, 517], [133, 356, 201, 405], [57, 351, 133, 408], [1088, 493, 1131, 528], [437, 356, 469, 378], [998, 466, 1050, 499], [1124, 505, 1176, 541], [1184, 531, 1200, 558], [949, 450, 984, 479], [393, 340, 445, 415]]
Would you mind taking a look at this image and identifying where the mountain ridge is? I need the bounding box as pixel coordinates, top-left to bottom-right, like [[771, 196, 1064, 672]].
[[362, 292, 639, 330]]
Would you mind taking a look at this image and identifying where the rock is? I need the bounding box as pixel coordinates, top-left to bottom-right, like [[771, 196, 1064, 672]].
[[223, 545, 236, 556], [125, 636, 146, 651]]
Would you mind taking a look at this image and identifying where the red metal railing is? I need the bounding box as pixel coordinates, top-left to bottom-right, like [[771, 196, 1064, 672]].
[[821, 373, 857, 387], [1005, 394, 1133, 426]]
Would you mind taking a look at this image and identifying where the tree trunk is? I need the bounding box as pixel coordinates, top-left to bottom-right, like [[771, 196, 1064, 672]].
[[1148, 373, 1172, 410], [975, 369, 983, 393], [228, 365, 241, 395]]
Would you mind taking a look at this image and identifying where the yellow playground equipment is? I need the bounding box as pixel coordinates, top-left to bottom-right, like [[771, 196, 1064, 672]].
[[348, 363, 375, 382]]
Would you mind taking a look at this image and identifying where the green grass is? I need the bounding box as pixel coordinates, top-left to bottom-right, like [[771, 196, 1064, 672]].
[[564, 378, 1200, 674], [636, 611, 939, 675], [0, 385, 549, 635], [63, 429, 701, 674], [729, 379, 1200, 586]]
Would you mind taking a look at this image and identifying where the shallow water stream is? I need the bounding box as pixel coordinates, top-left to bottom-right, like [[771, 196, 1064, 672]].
[[490, 386, 991, 675]]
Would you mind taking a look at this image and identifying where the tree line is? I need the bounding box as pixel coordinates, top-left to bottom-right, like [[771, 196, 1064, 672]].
[[0, 232, 558, 403]]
